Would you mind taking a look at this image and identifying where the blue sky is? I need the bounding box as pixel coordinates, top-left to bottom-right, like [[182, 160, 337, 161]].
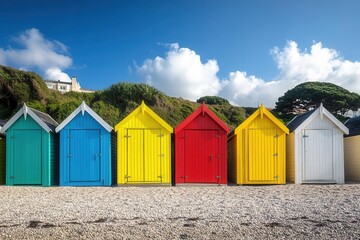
[[1, 0, 360, 107]]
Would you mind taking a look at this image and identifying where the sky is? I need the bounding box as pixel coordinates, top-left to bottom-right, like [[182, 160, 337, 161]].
[[1, 0, 360, 107]]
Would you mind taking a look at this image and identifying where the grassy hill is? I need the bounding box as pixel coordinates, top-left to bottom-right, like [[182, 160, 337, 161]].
[[0, 66, 248, 130]]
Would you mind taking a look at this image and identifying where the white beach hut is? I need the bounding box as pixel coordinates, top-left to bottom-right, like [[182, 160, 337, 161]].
[[286, 104, 349, 184]]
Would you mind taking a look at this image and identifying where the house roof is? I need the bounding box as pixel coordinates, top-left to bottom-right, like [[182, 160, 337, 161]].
[[0, 103, 58, 133], [174, 102, 230, 134], [344, 115, 360, 137], [287, 110, 315, 132], [115, 101, 173, 133], [45, 80, 72, 85], [56, 101, 113, 132], [286, 103, 349, 134], [234, 104, 289, 135]]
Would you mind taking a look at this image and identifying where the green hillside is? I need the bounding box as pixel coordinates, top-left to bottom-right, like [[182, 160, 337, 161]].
[[0, 66, 247, 130]]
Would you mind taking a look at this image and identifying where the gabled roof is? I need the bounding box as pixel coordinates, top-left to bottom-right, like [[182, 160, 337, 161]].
[[344, 115, 360, 137], [56, 101, 113, 132], [0, 103, 58, 133], [287, 109, 315, 132], [115, 101, 173, 133], [234, 104, 289, 135], [287, 103, 349, 134], [175, 102, 230, 134]]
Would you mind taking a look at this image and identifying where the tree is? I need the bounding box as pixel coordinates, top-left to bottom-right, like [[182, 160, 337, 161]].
[[196, 96, 229, 105], [275, 82, 360, 115]]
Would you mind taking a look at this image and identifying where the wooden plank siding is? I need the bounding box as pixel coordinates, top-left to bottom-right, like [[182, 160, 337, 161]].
[[0, 136, 5, 184], [344, 136, 360, 182], [286, 132, 295, 183], [227, 135, 237, 184]]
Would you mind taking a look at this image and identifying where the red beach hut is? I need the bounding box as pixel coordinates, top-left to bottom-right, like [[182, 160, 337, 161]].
[[174, 103, 230, 184]]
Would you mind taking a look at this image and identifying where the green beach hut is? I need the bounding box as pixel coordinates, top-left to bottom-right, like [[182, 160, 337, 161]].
[[0, 104, 59, 186]]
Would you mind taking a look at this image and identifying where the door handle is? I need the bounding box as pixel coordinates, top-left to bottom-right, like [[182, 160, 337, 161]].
[[210, 154, 213, 160]]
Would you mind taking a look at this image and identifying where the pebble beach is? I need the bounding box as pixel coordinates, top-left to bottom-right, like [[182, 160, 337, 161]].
[[0, 184, 360, 239]]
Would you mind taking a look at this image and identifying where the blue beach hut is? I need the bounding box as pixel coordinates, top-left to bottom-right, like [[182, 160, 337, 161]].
[[56, 101, 113, 186]]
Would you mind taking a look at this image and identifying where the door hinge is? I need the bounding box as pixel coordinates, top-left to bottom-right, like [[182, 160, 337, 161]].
[[273, 153, 278, 157], [67, 154, 72, 157], [216, 176, 221, 179], [67, 135, 71, 138], [157, 134, 164, 137], [124, 135, 131, 138], [274, 175, 279, 179], [125, 175, 131, 178], [158, 154, 164, 157], [303, 135, 309, 138], [158, 175, 162, 178], [10, 176, 15, 179], [11, 136, 15, 140], [274, 134, 279, 138], [216, 134, 221, 138], [182, 176, 189, 178]]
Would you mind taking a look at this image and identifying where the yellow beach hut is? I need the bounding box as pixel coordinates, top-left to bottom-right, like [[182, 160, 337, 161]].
[[228, 104, 289, 184], [115, 101, 173, 185]]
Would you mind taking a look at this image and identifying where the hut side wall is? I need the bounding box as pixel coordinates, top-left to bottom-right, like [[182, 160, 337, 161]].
[[286, 132, 295, 183], [0, 136, 5, 184], [49, 132, 59, 186], [344, 136, 360, 182], [117, 111, 171, 184], [227, 135, 237, 184]]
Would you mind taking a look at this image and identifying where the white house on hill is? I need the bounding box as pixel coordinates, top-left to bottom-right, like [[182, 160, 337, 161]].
[[45, 76, 94, 93]]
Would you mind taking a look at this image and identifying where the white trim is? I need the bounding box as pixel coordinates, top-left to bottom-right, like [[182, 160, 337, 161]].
[[0, 104, 53, 133], [293, 105, 349, 135], [55, 101, 113, 132]]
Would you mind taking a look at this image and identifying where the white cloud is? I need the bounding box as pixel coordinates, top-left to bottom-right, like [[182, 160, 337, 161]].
[[0, 28, 72, 82], [136, 44, 221, 101], [137, 41, 360, 107], [45, 67, 71, 82]]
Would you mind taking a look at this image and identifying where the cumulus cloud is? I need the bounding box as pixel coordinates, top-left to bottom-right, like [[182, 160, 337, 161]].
[[137, 41, 360, 107], [0, 28, 72, 82], [45, 67, 71, 82], [136, 43, 221, 101]]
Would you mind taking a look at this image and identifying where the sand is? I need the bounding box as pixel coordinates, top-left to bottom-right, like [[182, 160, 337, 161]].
[[0, 184, 359, 239]]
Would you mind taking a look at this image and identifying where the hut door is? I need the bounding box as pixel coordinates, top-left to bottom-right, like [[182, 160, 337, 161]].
[[184, 130, 218, 183], [126, 129, 162, 183], [303, 129, 333, 181], [13, 130, 42, 185], [247, 129, 278, 182], [69, 130, 101, 182]]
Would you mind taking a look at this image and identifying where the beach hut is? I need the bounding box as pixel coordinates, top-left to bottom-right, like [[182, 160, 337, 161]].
[[56, 101, 113, 186], [228, 104, 289, 185], [0, 120, 6, 184], [174, 103, 230, 185], [286, 104, 348, 184], [344, 116, 360, 182], [0, 104, 59, 186], [115, 101, 173, 185]]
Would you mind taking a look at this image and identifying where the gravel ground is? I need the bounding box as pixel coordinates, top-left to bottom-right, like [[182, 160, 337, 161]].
[[0, 184, 359, 239]]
